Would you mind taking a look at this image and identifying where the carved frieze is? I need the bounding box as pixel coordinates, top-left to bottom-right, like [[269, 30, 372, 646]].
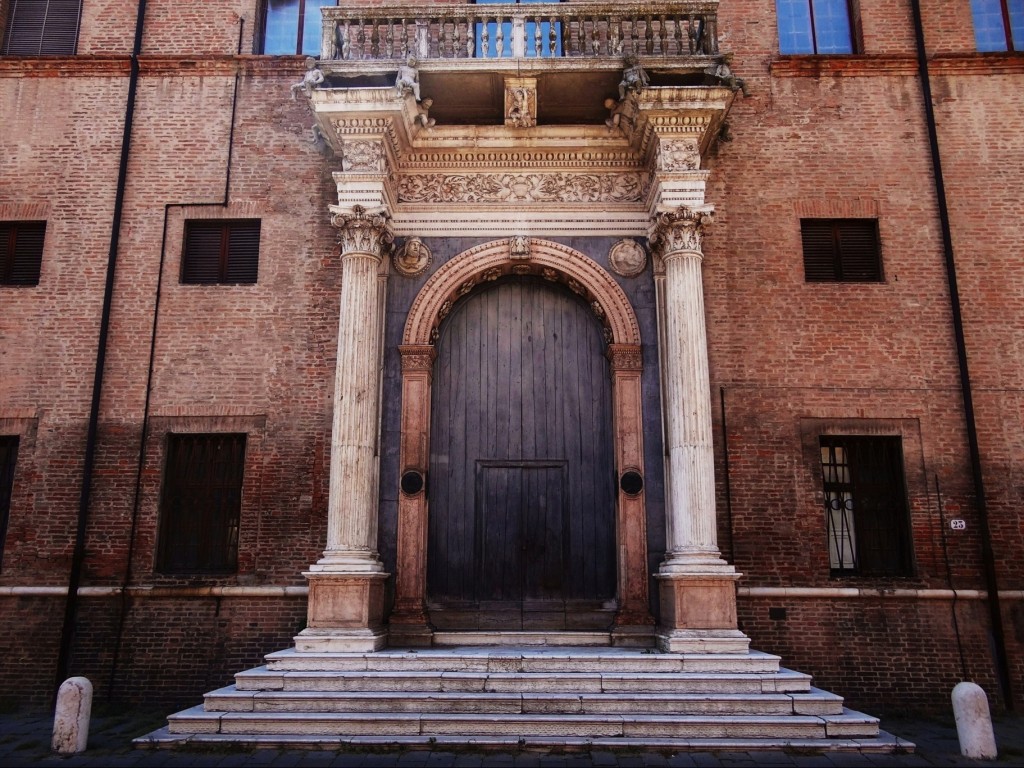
[[397, 173, 646, 204], [609, 239, 647, 278], [394, 237, 432, 277], [607, 344, 644, 371], [331, 205, 395, 258], [655, 138, 701, 172], [649, 207, 712, 258], [340, 139, 386, 173]]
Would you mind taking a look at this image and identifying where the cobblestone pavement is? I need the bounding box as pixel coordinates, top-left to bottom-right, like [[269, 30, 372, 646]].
[[0, 708, 1022, 767]]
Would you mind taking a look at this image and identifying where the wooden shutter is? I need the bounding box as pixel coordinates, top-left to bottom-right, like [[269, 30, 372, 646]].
[[0, 436, 19, 569], [0, 221, 45, 286], [157, 433, 246, 573], [182, 220, 260, 285], [802, 219, 881, 282], [2, 0, 81, 55]]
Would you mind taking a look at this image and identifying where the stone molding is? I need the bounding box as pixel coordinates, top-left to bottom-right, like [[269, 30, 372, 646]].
[[331, 205, 395, 258], [403, 238, 641, 347], [649, 206, 713, 257], [397, 172, 647, 204], [607, 344, 644, 371]]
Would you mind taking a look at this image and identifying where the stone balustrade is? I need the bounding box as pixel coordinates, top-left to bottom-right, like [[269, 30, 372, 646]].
[[320, 2, 719, 63]]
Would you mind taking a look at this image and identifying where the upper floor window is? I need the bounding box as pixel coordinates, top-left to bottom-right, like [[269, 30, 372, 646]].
[[475, 0, 563, 58], [801, 219, 882, 282], [157, 433, 246, 574], [971, 0, 1023, 51], [1, 221, 45, 286], [1, 0, 82, 55], [0, 436, 18, 570], [181, 219, 260, 285], [261, 0, 331, 56], [776, 0, 855, 54], [820, 436, 912, 577]]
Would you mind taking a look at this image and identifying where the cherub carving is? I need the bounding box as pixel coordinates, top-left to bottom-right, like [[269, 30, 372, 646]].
[[415, 97, 436, 129], [395, 55, 422, 101], [291, 57, 324, 100], [618, 53, 649, 101]]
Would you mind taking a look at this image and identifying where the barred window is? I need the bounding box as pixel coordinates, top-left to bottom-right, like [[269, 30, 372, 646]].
[[776, 0, 855, 54], [801, 219, 882, 282], [1, 221, 45, 286], [0, 436, 18, 570], [820, 436, 912, 577], [181, 220, 260, 285], [971, 0, 1023, 51], [157, 433, 246, 574], [1, 0, 82, 55]]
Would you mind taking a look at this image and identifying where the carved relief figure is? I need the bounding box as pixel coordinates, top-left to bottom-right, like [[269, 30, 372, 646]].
[[291, 57, 325, 100], [609, 239, 647, 278], [415, 97, 436, 129], [618, 54, 649, 101], [506, 87, 535, 128], [394, 237, 432, 277], [395, 55, 422, 101]]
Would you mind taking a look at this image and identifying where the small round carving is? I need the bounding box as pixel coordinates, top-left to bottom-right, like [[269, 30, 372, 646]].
[[401, 470, 425, 496], [609, 239, 647, 278], [620, 471, 644, 496], [394, 237, 432, 277]]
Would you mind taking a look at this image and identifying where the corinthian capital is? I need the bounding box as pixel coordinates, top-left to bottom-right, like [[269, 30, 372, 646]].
[[649, 206, 713, 258], [331, 205, 395, 259]]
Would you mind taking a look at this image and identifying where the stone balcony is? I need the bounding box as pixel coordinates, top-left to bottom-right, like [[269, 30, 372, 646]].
[[315, 2, 726, 125]]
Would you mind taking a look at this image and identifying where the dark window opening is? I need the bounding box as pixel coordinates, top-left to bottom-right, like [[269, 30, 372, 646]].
[[157, 433, 246, 574], [776, 0, 855, 54], [0, 436, 19, 570], [971, 0, 1023, 51], [2, 0, 82, 55], [820, 435, 913, 577], [0, 221, 45, 286], [801, 219, 882, 282], [181, 220, 260, 285], [474, 0, 563, 58], [260, 0, 331, 56]]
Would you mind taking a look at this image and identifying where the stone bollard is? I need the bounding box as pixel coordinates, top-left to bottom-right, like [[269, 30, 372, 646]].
[[952, 681, 997, 760], [51, 676, 92, 755]]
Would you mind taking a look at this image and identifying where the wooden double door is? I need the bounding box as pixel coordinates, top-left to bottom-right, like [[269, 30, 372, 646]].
[[426, 277, 618, 630]]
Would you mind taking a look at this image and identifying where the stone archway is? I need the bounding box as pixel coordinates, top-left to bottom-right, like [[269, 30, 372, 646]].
[[388, 238, 654, 644]]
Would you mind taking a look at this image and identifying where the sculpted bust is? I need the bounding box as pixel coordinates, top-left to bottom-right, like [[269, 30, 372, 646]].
[[394, 237, 432, 277]]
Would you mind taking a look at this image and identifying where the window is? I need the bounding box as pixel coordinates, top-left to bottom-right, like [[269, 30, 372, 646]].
[[971, 0, 1023, 51], [0, 437, 17, 569], [801, 219, 881, 282], [181, 220, 260, 285], [157, 433, 246, 574], [820, 436, 912, 576], [261, 0, 331, 55], [776, 0, 855, 54], [0, 221, 45, 286], [475, 0, 563, 58], [1, 0, 82, 55]]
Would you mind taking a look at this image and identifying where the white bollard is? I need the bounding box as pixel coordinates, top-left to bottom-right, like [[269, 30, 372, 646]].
[[51, 676, 92, 755], [952, 681, 997, 760]]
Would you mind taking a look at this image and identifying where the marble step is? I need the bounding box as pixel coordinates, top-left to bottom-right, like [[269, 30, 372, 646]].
[[203, 687, 846, 716], [263, 646, 782, 675], [235, 666, 813, 694], [167, 706, 879, 739]]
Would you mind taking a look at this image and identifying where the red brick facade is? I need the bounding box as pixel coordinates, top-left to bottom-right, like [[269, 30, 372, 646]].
[[1, 0, 1022, 713]]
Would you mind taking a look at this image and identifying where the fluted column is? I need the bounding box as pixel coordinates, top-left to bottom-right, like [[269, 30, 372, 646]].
[[298, 205, 393, 653], [649, 206, 746, 653]]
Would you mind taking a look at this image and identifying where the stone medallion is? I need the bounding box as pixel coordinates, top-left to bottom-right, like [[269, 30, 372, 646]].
[[394, 237, 432, 277], [609, 239, 647, 278]]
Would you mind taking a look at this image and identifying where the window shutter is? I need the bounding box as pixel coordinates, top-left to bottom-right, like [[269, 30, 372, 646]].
[[2, 0, 81, 55], [225, 220, 260, 284], [1, 221, 45, 286], [0, 436, 19, 569], [181, 222, 225, 284], [836, 220, 882, 281], [801, 220, 838, 281]]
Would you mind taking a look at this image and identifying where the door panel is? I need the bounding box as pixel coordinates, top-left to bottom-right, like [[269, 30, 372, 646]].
[[427, 277, 616, 629]]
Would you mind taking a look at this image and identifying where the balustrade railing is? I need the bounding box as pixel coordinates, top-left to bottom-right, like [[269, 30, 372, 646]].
[[321, 2, 719, 62]]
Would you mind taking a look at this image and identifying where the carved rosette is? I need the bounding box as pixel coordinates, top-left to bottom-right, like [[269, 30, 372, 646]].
[[331, 205, 395, 259], [649, 207, 713, 259]]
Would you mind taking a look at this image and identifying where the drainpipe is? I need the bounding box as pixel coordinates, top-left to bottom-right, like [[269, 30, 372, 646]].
[[909, 0, 1013, 710], [54, 0, 149, 697]]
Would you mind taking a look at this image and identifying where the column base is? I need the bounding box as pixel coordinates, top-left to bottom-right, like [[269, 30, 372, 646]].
[[299, 571, 388, 652], [656, 571, 748, 653]]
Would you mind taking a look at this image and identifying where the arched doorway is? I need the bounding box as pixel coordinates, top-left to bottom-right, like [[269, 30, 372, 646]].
[[390, 239, 654, 642], [426, 277, 617, 630]]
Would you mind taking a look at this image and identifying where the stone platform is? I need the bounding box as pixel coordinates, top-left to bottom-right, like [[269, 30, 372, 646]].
[[140, 637, 909, 753]]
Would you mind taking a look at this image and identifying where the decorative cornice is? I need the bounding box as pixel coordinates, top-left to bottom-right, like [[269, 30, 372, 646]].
[[399, 345, 437, 372], [400, 149, 642, 170], [649, 206, 713, 257], [397, 172, 647, 204], [607, 344, 644, 371], [330, 205, 395, 258]]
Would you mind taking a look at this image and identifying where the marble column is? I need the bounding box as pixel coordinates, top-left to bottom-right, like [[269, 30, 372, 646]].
[[649, 206, 747, 653], [297, 204, 393, 653]]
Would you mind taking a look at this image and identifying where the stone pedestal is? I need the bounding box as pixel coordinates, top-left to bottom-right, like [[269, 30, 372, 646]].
[[297, 573, 388, 652]]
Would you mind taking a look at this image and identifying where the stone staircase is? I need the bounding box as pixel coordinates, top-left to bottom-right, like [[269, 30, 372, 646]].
[[140, 634, 911, 753]]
